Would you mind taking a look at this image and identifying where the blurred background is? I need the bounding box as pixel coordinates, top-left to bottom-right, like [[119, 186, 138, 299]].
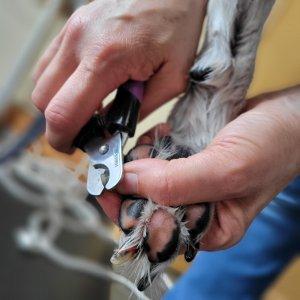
[[0, 0, 299, 299]]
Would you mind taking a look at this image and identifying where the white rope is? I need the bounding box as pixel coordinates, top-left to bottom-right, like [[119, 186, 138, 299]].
[[0, 152, 151, 299]]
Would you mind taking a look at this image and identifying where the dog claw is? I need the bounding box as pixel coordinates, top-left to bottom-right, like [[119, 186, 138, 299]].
[[184, 245, 197, 263], [124, 144, 155, 163], [190, 67, 212, 82]]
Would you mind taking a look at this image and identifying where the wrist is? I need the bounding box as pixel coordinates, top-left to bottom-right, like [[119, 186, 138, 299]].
[[286, 90, 300, 174], [254, 86, 300, 175]]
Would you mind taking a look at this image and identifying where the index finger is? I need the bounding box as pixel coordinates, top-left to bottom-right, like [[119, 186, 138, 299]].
[[44, 59, 128, 151]]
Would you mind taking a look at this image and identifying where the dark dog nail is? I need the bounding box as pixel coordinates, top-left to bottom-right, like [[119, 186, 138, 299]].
[[157, 136, 192, 160], [190, 67, 212, 82], [137, 266, 158, 291], [137, 277, 149, 291], [184, 245, 197, 262], [168, 145, 192, 160], [124, 144, 154, 163]]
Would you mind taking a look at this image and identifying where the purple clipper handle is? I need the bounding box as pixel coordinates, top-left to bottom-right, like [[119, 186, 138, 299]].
[[123, 80, 144, 102], [105, 80, 144, 137], [73, 80, 144, 150]]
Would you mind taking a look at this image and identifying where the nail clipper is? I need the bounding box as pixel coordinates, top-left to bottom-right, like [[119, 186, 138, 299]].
[[73, 80, 144, 196]]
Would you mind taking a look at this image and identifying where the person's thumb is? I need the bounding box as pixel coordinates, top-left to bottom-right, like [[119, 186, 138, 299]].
[[116, 146, 245, 206]]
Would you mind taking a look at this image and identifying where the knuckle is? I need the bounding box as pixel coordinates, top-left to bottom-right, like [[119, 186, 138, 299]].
[[161, 161, 181, 205], [45, 105, 72, 134], [31, 88, 46, 112], [227, 224, 245, 247], [224, 227, 245, 249], [80, 59, 100, 77], [83, 42, 127, 76], [31, 89, 41, 109], [218, 222, 245, 250], [97, 41, 126, 62], [221, 208, 247, 249], [66, 21, 81, 41], [164, 170, 176, 206], [66, 10, 87, 41], [146, 162, 175, 205], [130, 61, 154, 81], [154, 174, 172, 205], [45, 132, 64, 152]]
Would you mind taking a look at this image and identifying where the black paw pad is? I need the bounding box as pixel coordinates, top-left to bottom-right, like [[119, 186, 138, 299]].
[[142, 209, 180, 263], [119, 197, 147, 234], [183, 203, 212, 262]]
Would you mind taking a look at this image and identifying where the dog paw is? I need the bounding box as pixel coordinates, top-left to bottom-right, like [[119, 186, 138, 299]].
[[112, 130, 214, 290]]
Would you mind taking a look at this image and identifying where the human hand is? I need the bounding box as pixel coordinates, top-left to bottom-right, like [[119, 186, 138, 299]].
[[98, 86, 300, 250], [32, 0, 206, 152]]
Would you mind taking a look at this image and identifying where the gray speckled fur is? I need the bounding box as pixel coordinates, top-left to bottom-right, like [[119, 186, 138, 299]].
[[170, 0, 275, 152]]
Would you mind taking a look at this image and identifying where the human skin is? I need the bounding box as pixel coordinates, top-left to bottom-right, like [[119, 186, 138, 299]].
[[98, 86, 300, 250], [32, 0, 207, 152]]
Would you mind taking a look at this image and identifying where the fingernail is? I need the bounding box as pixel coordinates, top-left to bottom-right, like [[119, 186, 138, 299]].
[[117, 173, 138, 194]]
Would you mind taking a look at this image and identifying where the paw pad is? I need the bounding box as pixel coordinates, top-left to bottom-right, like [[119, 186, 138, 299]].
[[113, 136, 214, 291]]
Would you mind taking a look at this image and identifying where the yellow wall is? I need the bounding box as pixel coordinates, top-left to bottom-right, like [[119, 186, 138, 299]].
[[249, 0, 300, 96]]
